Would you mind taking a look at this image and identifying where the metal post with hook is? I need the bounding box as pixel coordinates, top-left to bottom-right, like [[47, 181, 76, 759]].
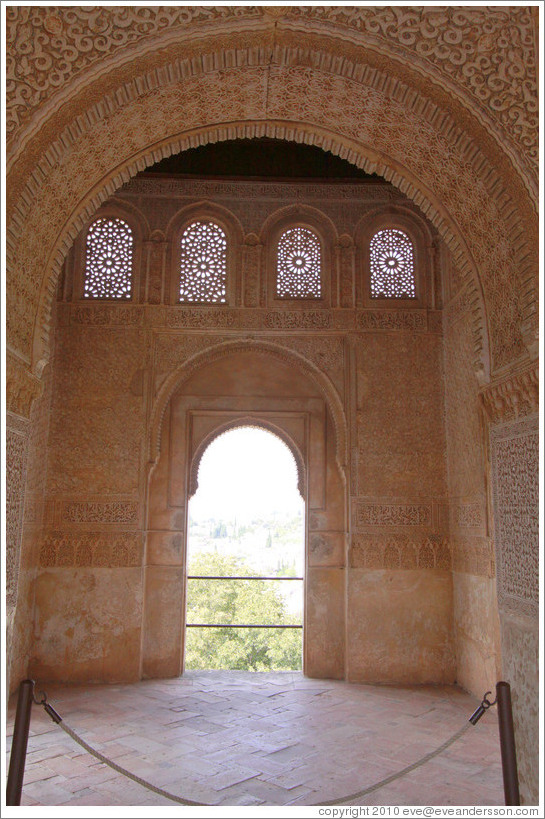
[[468, 684, 520, 806], [496, 681, 520, 805], [6, 679, 35, 806]]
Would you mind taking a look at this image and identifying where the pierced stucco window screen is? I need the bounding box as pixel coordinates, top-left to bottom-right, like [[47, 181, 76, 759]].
[[370, 228, 416, 299], [276, 226, 322, 298], [83, 217, 134, 299], [178, 221, 227, 303]]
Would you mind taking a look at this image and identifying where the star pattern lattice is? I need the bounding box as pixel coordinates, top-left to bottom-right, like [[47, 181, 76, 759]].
[[84, 218, 133, 299], [276, 228, 322, 298], [179, 222, 227, 303], [370, 229, 416, 298]]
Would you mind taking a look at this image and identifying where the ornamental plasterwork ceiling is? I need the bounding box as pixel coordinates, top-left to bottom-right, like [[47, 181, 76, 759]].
[[6, 5, 538, 187]]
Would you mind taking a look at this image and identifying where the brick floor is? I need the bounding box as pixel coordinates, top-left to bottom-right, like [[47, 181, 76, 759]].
[[5, 671, 503, 807]]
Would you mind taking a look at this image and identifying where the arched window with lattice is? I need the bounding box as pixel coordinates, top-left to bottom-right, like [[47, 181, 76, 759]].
[[276, 227, 322, 299], [84, 217, 134, 299], [369, 228, 416, 299], [179, 221, 227, 303]]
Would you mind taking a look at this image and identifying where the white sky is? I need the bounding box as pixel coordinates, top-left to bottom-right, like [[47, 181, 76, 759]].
[[189, 427, 304, 521]]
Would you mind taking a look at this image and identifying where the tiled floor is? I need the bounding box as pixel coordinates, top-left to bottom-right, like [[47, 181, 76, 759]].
[[6, 671, 504, 807]]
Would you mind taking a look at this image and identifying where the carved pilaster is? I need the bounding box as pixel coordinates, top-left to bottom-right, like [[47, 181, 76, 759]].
[[6, 412, 29, 609], [6, 351, 43, 419], [144, 235, 168, 305], [480, 362, 538, 424], [242, 233, 262, 307], [335, 234, 355, 309]]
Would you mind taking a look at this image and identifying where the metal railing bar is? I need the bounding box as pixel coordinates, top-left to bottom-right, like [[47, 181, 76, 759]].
[[187, 575, 303, 581], [186, 623, 303, 629]]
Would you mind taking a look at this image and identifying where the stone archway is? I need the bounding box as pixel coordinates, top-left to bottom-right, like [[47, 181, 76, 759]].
[[6, 11, 538, 383], [143, 345, 347, 680]]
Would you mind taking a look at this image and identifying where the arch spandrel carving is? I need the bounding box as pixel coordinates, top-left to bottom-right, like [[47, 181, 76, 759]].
[[6, 33, 537, 379], [6, 7, 537, 195], [148, 339, 348, 477]]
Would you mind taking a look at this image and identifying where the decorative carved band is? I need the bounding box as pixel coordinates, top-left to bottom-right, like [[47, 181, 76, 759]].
[[67, 303, 446, 334], [167, 308, 237, 329], [264, 311, 332, 330], [354, 501, 432, 528], [481, 362, 538, 424], [71, 305, 145, 326], [490, 414, 538, 616], [6, 421, 29, 607], [451, 537, 495, 578], [6, 352, 43, 419], [350, 534, 451, 570], [452, 502, 485, 529], [39, 531, 143, 567], [60, 501, 139, 525], [357, 310, 427, 332]]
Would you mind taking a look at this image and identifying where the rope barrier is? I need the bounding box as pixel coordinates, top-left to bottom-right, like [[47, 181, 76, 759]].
[[34, 690, 493, 807]]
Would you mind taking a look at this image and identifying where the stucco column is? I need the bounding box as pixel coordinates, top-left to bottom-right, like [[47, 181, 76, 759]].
[[5, 352, 43, 693]]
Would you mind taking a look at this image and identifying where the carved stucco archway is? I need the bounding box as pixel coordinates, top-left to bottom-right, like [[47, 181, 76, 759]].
[[5, 19, 538, 389], [143, 342, 348, 679], [149, 338, 349, 477]]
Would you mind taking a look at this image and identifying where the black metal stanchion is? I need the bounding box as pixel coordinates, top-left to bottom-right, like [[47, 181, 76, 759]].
[[496, 681, 520, 806], [6, 679, 35, 806]]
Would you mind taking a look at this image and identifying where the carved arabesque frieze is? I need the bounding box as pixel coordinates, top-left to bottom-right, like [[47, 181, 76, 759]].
[[451, 501, 486, 531], [6, 416, 29, 607], [480, 363, 539, 425], [6, 6, 537, 186], [60, 501, 139, 526], [357, 310, 427, 332], [66, 302, 451, 336], [7, 352, 43, 419], [451, 536, 495, 578], [291, 6, 537, 176], [39, 531, 143, 568], [352, 497, 451, 533], [490, 414, 539, 619], [4, 31, 535, 378], [7, 60, 533, 375], [71, 304, 145, 326], [350, 534, 451, 571]]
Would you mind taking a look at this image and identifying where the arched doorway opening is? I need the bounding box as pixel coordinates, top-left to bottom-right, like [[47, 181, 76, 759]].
[[185, 426, 305, 672], [144, 344, 347, 682]]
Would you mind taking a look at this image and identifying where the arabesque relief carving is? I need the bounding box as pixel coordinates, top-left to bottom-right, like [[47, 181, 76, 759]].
[[6, 5, 537, 183], [6, 418, 29, 607], [39, 531, 143, 567], [481, 363, 539, 425], [451, 536, 495, 578], [351, 535, 451, 571], [355, 502, 432, 528], [60, 501, 139, 525], [490, 415, 539, 618], [6, 32, 536, 375]]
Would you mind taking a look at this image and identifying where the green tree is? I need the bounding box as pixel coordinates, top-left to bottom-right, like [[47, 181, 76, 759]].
[[185, 552, 302, 671]]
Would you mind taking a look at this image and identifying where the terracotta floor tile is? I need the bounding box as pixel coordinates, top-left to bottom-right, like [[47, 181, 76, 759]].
[[6, 671, 503, 806]]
